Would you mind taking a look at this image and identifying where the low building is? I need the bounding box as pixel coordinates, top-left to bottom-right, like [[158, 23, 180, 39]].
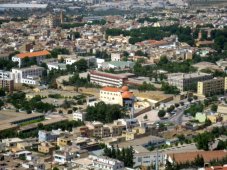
[[57, 135, 73, 147], [90, 155, 124, 170], [98, 61, 135, 70], [54, 147, 88, 164], [47, 62, 67, 71], [197, 77, 227, 96], [111, 53, 121, 61], [53, 147, 79, 164], [73, 111, 86, 121], [122, 127, 146, 141], [38, 142, 55, 154], [195, 112, 207, 123]]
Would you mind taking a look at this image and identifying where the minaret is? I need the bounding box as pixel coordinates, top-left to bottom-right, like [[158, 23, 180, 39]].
[[60, 11, 64, 24]]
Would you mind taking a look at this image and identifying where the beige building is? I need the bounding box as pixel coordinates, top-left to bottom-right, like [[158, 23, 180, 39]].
[[38, 142, 55, 154], [122, 127, 146, 141], [57, 135, 73, 147], [197, 77, 226, 96]]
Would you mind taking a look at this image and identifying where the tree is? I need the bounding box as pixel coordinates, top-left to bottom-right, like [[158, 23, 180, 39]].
[[216, 140, 227, 150], [50, 48, 69, 58], [158, 110, 166, 118], [204, 118, 212, 127], [211, 104, 218, 112], [53, 167, 59, 170], [86, 102, 126, 123], [67, 110, 73, 114], [75, 59, 88, 72], [188, 97, 193, 103], [161, 82, 180, 95], [0, 99, 4, 109], [174, 103, 179, 108], [194, 154, 204, 167], [195, 132, 214, 151], [0, 89, 6, 96]]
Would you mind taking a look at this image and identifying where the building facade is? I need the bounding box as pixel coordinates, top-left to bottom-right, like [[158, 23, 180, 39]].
[[89, 70, 128, 87], [197, 77, 227, 96], [12, 66, 44, 85], [91, 156, 124, 170], [168, 72, 213, 91]]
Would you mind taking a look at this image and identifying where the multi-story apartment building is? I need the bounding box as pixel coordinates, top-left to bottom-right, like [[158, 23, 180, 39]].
[[38, 130, 62, 142], [197, 77, 227, 96], [0, 78, 14, 93], [12, 50, 50, 67], [12, 66, 44, 85], [167, 72, 213, 91], [89, 70, 128, 87], [91, 155, 124, 170], [85, 121, 109, 138]]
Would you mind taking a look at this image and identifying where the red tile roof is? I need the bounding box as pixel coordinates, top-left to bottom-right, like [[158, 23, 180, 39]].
[[101, 87, 120, 92], [168, 150, 227, 164], [90, 70, 127, 80], [16, 50, 50, 59]]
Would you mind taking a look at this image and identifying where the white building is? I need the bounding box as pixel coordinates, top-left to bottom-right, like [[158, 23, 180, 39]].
[[12, 66, 44, 85], [111, 53, 121, 61], [12, 50, 50, 67], [73, 111, 86, 121], [133, 151, 165, 168], [53, 148, 78, 164], [90, 155, 124, 170], [47, 63, 67, 71], [66, 57, 78, 65]]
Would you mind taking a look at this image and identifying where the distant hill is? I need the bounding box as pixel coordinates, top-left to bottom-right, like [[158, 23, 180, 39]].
[[188, 0, 227, 6]]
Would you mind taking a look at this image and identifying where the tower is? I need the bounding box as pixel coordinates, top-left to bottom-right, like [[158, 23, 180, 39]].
[[60, 11, 64, 24]]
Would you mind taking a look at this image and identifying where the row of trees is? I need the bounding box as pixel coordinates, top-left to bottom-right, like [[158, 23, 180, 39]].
[[106, 25, 195, 46], [103, 145, 134, 167], [86, 102, 127, 123], [157, 56, 197, 73]]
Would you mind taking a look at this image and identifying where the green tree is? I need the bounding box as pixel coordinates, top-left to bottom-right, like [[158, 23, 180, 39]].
[[194, 154, 204, 167], [158, 110, 166, 118], [75, 59, 88, 72], [211, 104, 218, 112]]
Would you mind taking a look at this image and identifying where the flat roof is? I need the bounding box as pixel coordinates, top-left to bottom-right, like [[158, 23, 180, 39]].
[[168, 72, 211, 80], [116, 135, 165, 148], [0, 4, 48, 9], [0, 110, 43, 131]]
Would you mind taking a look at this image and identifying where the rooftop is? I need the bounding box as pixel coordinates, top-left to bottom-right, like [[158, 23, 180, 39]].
[[16, 50, 50, 59], [168, 150, 227, 163]]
